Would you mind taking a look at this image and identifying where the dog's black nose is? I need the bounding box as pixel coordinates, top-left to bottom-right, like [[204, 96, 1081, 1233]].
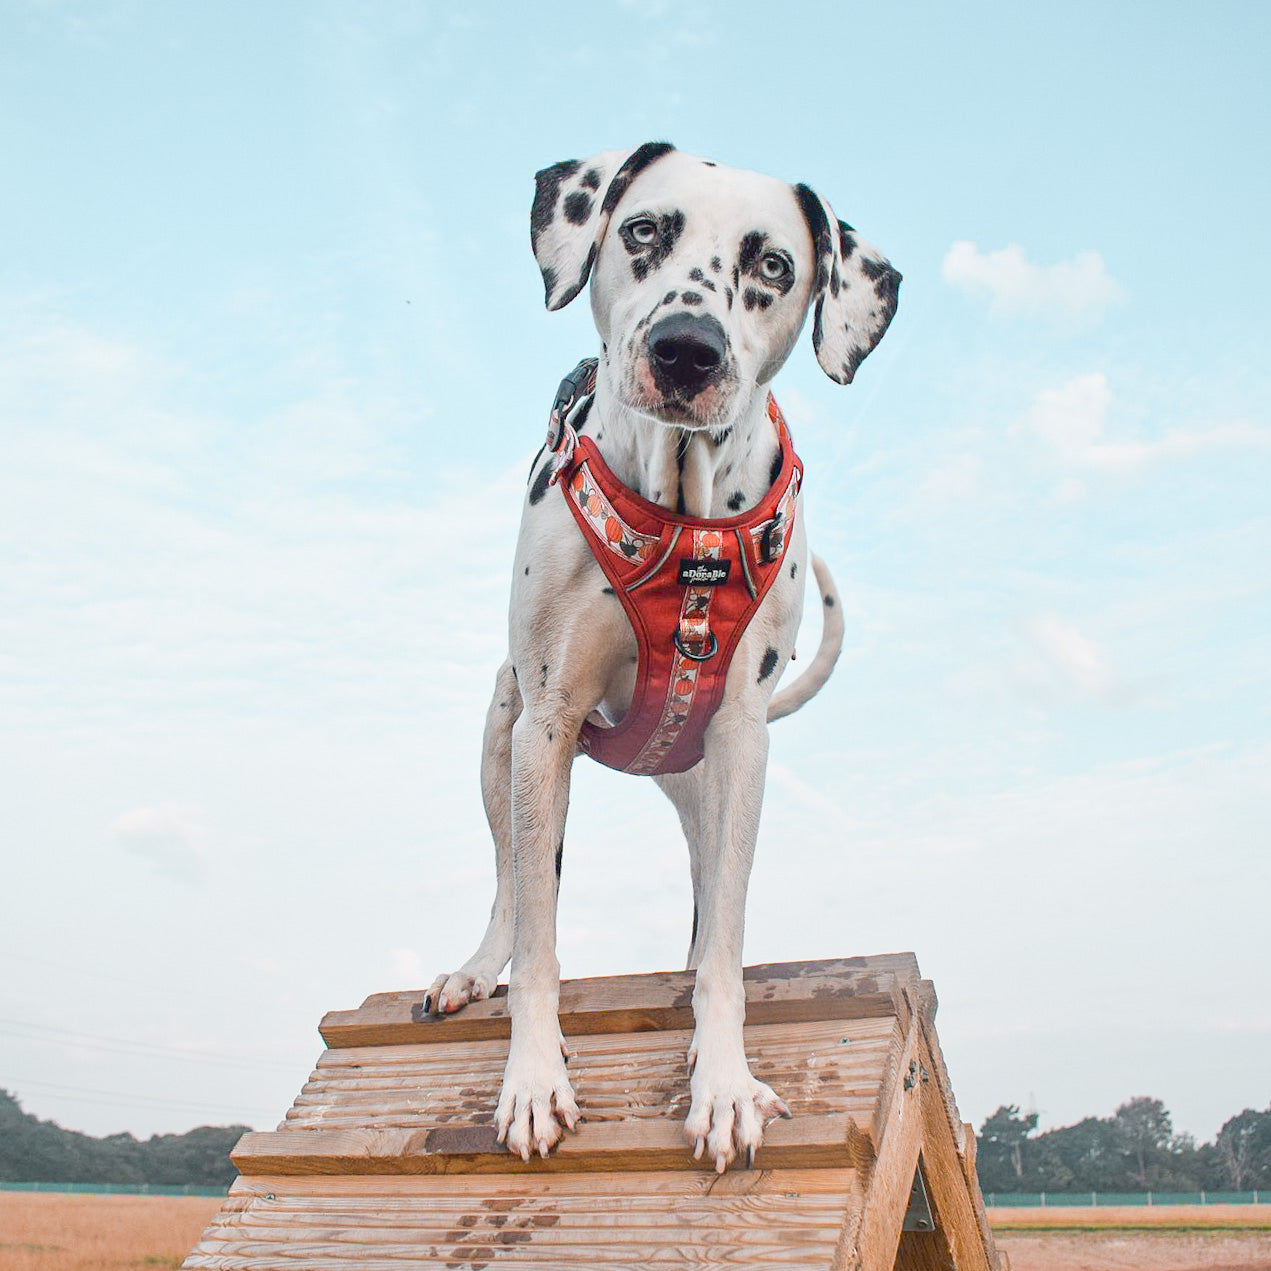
[[648, 313, 727, 396]]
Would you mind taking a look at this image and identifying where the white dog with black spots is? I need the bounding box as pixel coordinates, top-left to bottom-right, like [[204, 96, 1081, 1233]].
[[427, 142, 900, 1173]]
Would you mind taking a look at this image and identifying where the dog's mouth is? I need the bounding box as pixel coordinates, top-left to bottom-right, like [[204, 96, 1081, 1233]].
[[621, 349, 738, 432]]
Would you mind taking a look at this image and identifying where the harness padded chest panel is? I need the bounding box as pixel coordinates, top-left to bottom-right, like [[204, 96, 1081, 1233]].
[[556, 396, 802, 775]]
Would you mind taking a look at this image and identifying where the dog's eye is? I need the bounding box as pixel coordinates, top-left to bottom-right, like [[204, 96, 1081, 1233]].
[[626, 218, 659, 246], [759, 253, 791, 282]]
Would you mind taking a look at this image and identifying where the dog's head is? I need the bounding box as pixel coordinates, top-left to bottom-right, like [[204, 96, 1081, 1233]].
[[530, 143, 900, 431]]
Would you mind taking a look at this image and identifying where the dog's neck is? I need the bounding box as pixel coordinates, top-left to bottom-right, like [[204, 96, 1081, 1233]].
[[586, 371, 782, 519]]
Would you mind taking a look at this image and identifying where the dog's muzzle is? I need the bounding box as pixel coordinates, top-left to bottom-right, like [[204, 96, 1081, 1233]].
[[648, 313, 727, 398]]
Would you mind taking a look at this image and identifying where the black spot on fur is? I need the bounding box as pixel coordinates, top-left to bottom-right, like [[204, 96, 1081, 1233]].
[[689, 267, 705, 281], [571, 394, 594, 433], [511, 665, 517, 681], [663, 290, 677, 304], [540, 265, 558, 303], [738, 232, 766, 275], [710, 256, 722, 272], [563, 190, 593, 225], [743, 287, 773, 311], [528, 457, 553, 505], [576, 241, 597, 294], [629, 209, 685, 281], [724, 286, 733, 309], [524, 565, 530, 575], [555, 841, 564, 879], [838, 221, 857, 259], [601, 585, 615, 596], [540, 663, 549, 688], [830, 260, 842, 297], [811, 295, 825, 353], [690, 902, 698, 946], [531, 159, 580, 244], [699, 277, 716, 292], [824, 593, 835, 607], [702, 161, 716, 167], [727, 490, 745, 511], [794, 183, 833, 264], [681, 290, 703, 306], [601, 141, 675, 214], [582, 167, 601, 191], [758, 647, 779, 683], [768, 448, 783, 488], [790, 561, 798, 578]]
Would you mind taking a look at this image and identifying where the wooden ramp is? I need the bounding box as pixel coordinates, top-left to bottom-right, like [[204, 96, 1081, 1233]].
[[185, 954, 1003, 1270]]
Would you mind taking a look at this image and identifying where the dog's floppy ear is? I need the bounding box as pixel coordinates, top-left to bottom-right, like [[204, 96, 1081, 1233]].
[[794, 184, 901, 384], [531, 142, 676, 311]]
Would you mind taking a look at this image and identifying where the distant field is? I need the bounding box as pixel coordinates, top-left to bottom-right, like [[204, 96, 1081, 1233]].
[[0, 1192, 221, 1271], [988, 1203, 1271, 1231], [3, 1192, 1271, 1270]]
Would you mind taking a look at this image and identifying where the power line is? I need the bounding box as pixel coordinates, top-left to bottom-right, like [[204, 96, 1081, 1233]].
[[4, 1075, 276, 1122], [0, 1017, 305, 1072], [0, 946, 250, 1004]]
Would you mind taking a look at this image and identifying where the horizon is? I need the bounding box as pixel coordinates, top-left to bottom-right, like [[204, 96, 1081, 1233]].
[[2, 0, 1268, 1149]]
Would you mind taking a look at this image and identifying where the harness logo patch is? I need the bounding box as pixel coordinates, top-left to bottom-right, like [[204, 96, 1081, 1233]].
[[677, 559, 731, 587]]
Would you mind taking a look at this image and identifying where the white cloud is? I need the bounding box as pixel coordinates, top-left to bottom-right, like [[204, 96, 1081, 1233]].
[[1025, 371, 1113, 460], [915, 452, 984, 505], [111, 805, 211, 883], [1017, 612, 1130, 706], [942, 240, 1125, 322], [1022, 372, 1271, 473]]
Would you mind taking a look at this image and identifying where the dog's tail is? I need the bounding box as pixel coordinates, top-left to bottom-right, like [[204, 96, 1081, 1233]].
[[766, 553, 845, 723]]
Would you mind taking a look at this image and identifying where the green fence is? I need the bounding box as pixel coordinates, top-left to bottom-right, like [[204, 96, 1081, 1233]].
[[0, 1181, 229, 1196], [985, 1190, 1263, 1207]]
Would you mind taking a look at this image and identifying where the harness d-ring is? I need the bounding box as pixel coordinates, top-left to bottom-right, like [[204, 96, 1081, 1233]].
[[673, 629, 718, 661]]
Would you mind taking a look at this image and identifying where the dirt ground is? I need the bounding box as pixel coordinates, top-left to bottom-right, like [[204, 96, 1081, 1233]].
[[990, 1205, 1271, 1271], [996, 1231, 1271, 1271], [0, 1192, 221, 1271], [2, 1192, 1269, 1269]]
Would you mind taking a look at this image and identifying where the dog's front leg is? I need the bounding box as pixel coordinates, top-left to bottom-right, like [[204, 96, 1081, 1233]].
[[659, 711, 790, 1172], [494, 702, 582, 1161], [426, 659, 521, 1015]]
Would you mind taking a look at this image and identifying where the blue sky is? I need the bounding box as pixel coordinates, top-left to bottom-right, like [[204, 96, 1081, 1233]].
[[2, 1, 1268, 1147]]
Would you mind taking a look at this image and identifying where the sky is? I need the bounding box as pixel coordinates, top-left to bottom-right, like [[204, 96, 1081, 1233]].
[[1, 1, 1268, 1151]]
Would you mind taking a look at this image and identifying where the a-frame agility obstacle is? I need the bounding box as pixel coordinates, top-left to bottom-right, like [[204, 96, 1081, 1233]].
[[184, 954, 1004, 1270]]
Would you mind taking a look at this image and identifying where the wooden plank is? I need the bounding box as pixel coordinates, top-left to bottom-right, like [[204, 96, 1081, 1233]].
[[185, 1171, 860, 1271], [278, 1018, 898, 1150], [320, 955, 919, 1049], [902, 1039, 997, 1271], [838, 996, 925, 1271], [229, 1167, 860, 1198], [233, 1110, 875, 1177]]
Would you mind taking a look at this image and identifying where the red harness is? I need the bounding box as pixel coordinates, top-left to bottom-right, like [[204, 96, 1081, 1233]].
[[542, 360, 803, 776]]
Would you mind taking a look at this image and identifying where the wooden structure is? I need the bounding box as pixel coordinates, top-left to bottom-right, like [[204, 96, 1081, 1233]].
[[185, 954, 1003, 1269]]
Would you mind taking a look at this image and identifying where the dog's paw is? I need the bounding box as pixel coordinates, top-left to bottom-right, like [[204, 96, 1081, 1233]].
[[495, 1031, 579, 1162], [683, 1052, 791, 1174], [423, 969, 497, 1016]]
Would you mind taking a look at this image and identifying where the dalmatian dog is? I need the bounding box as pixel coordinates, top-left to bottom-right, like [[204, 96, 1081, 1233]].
[[427, 143, 899, 1172]]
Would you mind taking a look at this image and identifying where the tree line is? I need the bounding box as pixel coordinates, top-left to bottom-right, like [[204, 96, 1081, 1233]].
[[0, 1089, 246, 1187], [5, 1086, 1270, 1191], [976, 1096, 1271, 1194]]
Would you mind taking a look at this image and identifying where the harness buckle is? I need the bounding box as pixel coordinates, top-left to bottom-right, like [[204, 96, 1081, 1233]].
[[547, 357, 599, 452], [759, 509, 788, 564]]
